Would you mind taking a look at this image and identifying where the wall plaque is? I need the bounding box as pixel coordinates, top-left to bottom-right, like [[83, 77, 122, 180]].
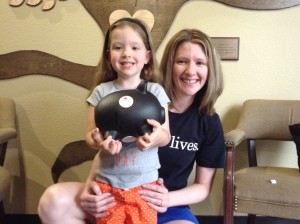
[[212, 37, 240, 61]]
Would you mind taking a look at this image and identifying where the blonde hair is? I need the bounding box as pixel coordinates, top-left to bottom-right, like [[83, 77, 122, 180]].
[[91, 18, 160, 92], [160, 29, 224, 115]]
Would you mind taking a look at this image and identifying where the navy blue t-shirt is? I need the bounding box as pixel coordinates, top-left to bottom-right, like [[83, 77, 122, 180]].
[[158, 106, 225, 192]]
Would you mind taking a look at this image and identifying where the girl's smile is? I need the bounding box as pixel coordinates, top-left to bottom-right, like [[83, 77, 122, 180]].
[[109, 25, 150, 79]]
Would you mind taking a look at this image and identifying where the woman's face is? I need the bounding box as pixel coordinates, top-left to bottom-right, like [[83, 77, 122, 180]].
[[172, 41, 208, 98]]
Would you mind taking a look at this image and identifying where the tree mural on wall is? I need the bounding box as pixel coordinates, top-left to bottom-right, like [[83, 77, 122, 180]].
[[3, 0, 300, 89], [9, 0, 300, 11], [3, 0, 300, 182], [9, 0, 63, 11]]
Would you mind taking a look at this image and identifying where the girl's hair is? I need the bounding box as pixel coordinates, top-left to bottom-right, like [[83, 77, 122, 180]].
[[91, 18, 160, 91], [160, 29, 224, 115]]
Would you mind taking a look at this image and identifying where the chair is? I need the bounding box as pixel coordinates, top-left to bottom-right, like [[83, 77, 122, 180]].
[[223, 99, 300, 224], [0, 96, 17, 217]]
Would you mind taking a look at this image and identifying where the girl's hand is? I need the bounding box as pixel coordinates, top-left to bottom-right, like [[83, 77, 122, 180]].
[[80, 181, 115, 218], [136, 119, 161, 151], [91, 128, 122, 154], [139, 178, 169, 213]]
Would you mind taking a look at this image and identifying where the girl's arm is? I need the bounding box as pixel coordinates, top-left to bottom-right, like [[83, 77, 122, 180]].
[[85, 105, 101, 149], [85, 105, 122, 154], [136, 104, 171, 150], [80, 154, 116, 218]]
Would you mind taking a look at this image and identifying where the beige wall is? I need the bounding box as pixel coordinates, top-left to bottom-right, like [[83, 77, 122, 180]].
[[1, 0, 300, 216]]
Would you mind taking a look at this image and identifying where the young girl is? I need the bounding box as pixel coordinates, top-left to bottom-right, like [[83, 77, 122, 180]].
[[84, 17, 170, 224]]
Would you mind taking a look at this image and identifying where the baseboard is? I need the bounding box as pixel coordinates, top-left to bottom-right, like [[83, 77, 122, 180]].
[[196, 216, 300, 224], [2, 214, 41, 224], [2, 214, 300, 224]]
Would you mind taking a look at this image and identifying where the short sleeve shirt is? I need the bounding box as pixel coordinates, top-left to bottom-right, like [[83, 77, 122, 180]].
[[87, 81, 170, 189], [158, 105, 225, 191]]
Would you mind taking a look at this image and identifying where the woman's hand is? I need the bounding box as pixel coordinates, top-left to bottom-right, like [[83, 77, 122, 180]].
[[80, 181, 115, 218], [139, 178, 169, 213]]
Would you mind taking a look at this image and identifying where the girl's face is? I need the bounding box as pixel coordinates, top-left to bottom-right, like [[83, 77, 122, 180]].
[[172, 41, 208, 98], [109, 25, 151, 80]]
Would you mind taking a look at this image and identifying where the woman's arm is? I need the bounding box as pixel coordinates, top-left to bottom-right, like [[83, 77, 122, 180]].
[[139, 178, 169, 213], [140, 166, 216, 211], [168, 166, 216, 206]]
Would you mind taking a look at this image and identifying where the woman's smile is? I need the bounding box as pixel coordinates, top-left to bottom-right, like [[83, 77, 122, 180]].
[[181, 78, 199, 84]]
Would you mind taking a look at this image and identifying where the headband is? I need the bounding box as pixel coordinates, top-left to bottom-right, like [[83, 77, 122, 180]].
[[104, 17, 150, 50]]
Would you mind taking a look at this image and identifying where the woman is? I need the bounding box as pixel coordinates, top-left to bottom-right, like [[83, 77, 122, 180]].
[[38, 29, 225, 224]]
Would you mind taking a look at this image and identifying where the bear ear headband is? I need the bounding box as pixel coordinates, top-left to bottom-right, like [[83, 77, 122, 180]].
[[109, 9, 155, 32]]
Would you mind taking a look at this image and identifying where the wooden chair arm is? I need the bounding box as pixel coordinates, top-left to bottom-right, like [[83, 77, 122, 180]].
[[225, 129, 245, 148], [223, 129, 245, 224]]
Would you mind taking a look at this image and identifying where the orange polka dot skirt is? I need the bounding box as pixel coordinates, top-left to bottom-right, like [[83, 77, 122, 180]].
[[96, 181, 157, 224]]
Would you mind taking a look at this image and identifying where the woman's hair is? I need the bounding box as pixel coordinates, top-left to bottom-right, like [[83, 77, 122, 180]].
[[160, 29, 224, 115], [91, 18, 160, 91]]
